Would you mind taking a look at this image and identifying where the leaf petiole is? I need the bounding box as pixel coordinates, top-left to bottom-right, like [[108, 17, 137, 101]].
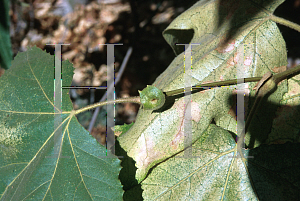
[[74, 64, 300, 115], [165, 64, 300, 97], [165, 77, 263, 97], [270, 15, 300, 33], [237, 64, 300, 157], [74, 96, 141, 114]]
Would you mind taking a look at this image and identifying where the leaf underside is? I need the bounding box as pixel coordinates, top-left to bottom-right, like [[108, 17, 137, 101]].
[[118, 0, 300, 200]]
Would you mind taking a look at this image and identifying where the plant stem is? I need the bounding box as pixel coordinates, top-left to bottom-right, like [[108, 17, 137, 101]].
[[273, 64, 300, 84], [270, 15, 300, 33], [165, 77, 262, 96], [74, 64, 300, 117], [75, 96, 141, 115], [88, 47, 133, 133], [237, 72, 274, 158], [237, 64, 300, 157], [165, 64, 300, 97]]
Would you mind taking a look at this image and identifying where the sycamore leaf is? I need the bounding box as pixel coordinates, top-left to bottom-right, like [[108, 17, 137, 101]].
[[265, 68, 300, 144], [0, 46, 123, 200], [118, 0, 296, 190], [141, 124, 300, 200]]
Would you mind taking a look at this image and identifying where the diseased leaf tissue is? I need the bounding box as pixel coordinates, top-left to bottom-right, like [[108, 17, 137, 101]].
[[119, 0, 300, 200], [1, 0, 300, 200]]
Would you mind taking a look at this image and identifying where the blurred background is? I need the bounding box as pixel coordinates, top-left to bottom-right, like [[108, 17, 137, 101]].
[[1, 0, 299, 146]]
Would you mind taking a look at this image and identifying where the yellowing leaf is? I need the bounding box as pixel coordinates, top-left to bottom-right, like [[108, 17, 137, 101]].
[[118, 0, 290, 184], [141, 125, 300, 200], [266, 68, 300, 144]]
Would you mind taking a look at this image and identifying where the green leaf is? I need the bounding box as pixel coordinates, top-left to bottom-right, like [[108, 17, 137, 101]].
[[0, 0, 13, 70], [0, 46, 123, 200], [113, 122, 135, 137]]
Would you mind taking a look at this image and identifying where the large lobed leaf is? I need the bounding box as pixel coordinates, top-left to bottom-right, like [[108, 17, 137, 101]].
[[0, 47, 123, 200], [118, 0, 300, 200], [142, 124, 300, 200]]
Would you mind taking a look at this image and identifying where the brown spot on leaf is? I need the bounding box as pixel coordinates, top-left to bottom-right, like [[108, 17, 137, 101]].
[[226, 51, 243, 68], [271, 65, 287, 73], [191, 102, 201, 122], [216, 39, 236, 53], [170, 125, 184, 150], [226, 56, 235, 68], [135, 134, 164, 169], [244, 56, 252, 66], [289, 81, 300, 96], [228, 106, 237, 121], [170, 99, 201, 150]]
